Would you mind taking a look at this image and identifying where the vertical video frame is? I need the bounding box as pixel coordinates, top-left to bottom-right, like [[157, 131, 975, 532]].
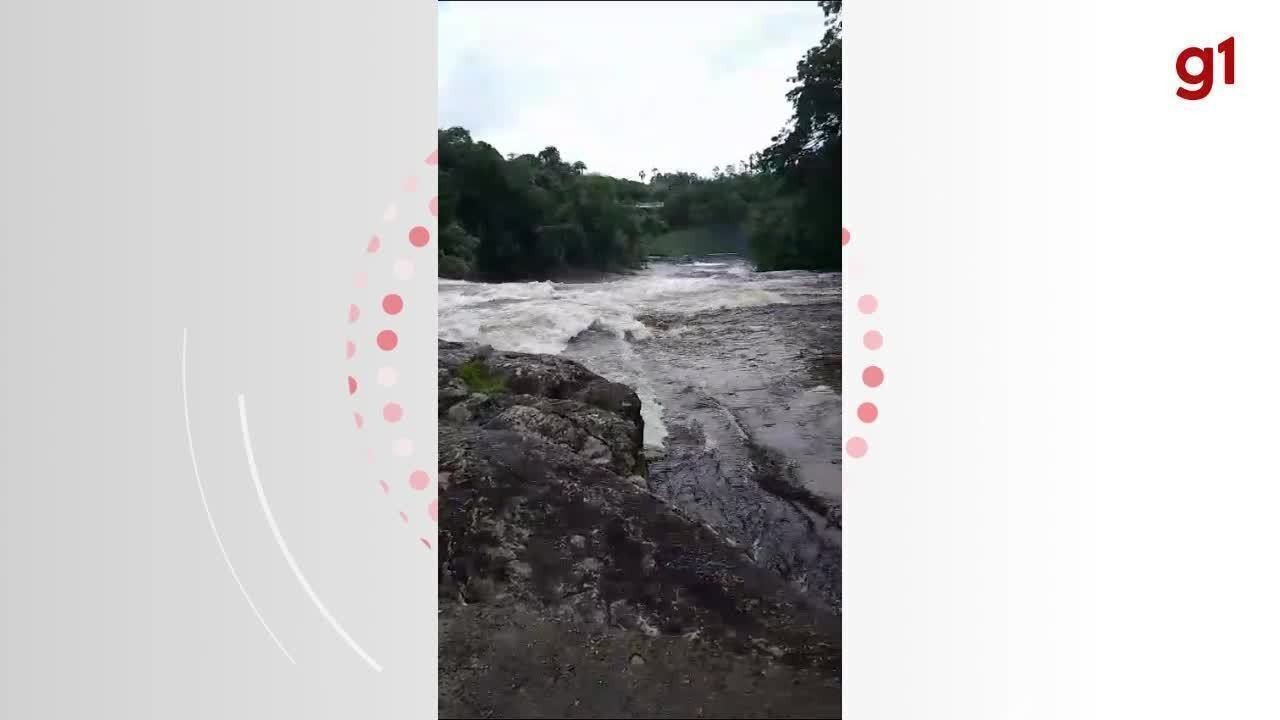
[[437, 2, 843, 717]]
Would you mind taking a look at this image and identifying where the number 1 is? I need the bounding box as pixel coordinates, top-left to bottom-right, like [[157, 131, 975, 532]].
[[1218, 36, 1235, 86]]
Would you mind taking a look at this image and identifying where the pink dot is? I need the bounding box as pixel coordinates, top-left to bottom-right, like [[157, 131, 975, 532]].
[[353, 412, 364, 429], [377, 366, 399, 387], [864, 330, 884, 350], [367, 235, 381, 253], [846, 436, 868, 459], [841, 228, 850, 246], [409, 470, 430, 491], [426, 149, 439, 166], [409, 226, 430, 247], [858, 294, 878, 314], [382, 402, 403, 423], [394, 259, 415, 281], [429, 196, 439, 217], [366, 448, 376, 464], [354, 271, 368, 290], [348, 304, 360, 323], [382, 293, 404, 315], [348, 376, 358, 395], [863, 366, 884, 388], [857, 402, 879, 423], [345, 341, 356, 359], [428, 497, 439, 522], [403, 176, 419, 193], [379, 480, 390, 495], [420, 537, 433, 550], [377, 329, 399, 351], [400, 511, 409, 524]]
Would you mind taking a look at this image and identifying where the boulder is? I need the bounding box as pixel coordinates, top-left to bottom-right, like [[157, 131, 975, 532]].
[[437, 340, 840, 718]]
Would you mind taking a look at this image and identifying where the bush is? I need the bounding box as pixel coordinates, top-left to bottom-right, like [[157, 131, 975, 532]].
[[457, 359, 505, 394], [440, 254, 470, 279], [440, 223, 479, 265]]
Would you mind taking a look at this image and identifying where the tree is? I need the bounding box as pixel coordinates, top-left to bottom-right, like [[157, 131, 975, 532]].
[[537, 146, 563, 167], [436, 127, 656, 280], [746, 0, 842, 271], [436, 2, 842, 280]]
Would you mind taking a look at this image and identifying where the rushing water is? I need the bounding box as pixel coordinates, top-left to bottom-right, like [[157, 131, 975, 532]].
[[439, 255, 843, 609]]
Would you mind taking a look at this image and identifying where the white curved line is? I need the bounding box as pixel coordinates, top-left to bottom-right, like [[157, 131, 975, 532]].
[[181, 329, 296, 664], [236, 394, 384, 673]]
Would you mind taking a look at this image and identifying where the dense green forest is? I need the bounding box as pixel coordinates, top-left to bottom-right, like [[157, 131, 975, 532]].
[[438, 0, 841, 279]]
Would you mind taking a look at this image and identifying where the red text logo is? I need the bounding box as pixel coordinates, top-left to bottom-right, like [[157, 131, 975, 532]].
[[1177, 37, 1235, 101]]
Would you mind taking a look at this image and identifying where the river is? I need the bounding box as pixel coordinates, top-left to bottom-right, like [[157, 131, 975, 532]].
[[439, 255, 843, 611]]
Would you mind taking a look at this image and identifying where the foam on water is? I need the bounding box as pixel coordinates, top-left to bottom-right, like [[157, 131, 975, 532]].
[[439, 256, 831, 447]]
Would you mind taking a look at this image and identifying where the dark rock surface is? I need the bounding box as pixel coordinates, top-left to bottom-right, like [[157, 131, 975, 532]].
[[625, 303, 844, 610], [438, 340, 841, 719]]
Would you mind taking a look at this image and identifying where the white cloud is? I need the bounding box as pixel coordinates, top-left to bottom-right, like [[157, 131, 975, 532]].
[[439, 1, 825, 179]]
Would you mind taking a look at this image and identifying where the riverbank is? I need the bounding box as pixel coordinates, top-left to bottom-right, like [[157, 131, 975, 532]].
[[437, 340, 842, 718], [451, 267, 637, 284]]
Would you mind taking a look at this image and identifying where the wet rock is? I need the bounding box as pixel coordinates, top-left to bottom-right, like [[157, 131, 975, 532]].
[[440, 342, 644, 477], [446, 402, 473, 424], [463, 577, 497, 604], [487, 404, 584, 447], [438, 339, 840, 680], [579, 435, 612, 465], [440, 377, 470, 410]]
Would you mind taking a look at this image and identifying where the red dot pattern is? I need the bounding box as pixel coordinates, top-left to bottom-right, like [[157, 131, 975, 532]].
[[857, 402, 878, 423], [863, 365, 883, 388], [377, 329, 398, 351], [382, 402, 403, 423], [346, 149, 438, 551], [409, 226, 430, 247], [845, 225, 884, 461]]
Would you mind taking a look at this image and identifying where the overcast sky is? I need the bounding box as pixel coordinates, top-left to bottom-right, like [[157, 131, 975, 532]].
[[439, 1, 826, 180]]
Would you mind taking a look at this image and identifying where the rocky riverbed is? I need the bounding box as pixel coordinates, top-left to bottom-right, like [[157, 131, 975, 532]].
[[440, 257, 843, 613], [438, 340, 842, 719]]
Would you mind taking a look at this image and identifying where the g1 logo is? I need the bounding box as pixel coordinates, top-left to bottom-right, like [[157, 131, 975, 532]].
[[1177, 37, 1235, 101]]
